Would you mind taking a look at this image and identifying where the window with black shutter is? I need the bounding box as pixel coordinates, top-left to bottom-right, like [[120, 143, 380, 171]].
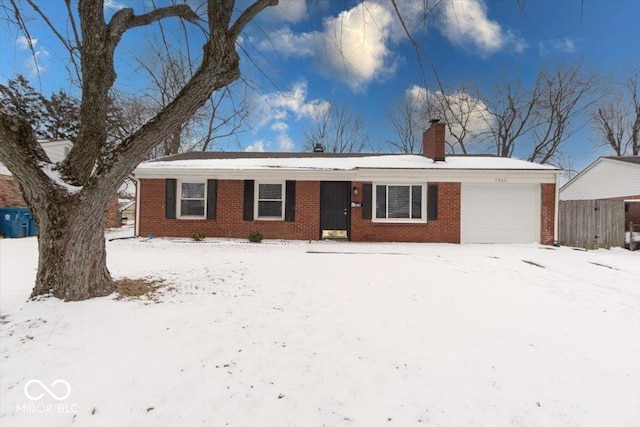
[[372, 183, 425, 222]]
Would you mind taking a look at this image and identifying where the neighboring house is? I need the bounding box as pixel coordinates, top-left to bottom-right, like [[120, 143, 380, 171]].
[[119, 199, 135, 224], [0, 139, 121, 229], [560, 156, 640, 229], [1, 139, 73, 208], [134, 121, 561, 244]]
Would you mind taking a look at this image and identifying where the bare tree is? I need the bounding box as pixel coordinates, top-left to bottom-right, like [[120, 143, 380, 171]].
[[528, 62, 603, 163], [481, 62, 602, 164], [430, 86, 489, 155], [303, 102, 369, 153], [592, 67, 639, 156], [136, 31, 249, 157], [386, 85, 490, 155], [0, 0, 277, 301], [385, 96, 421, 153], [481, 76, 541, 158]]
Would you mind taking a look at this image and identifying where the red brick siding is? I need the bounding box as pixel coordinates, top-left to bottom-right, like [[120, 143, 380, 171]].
[[1, 175, 123, 229], [105, 195, 121, 228], [540, 183, 556, 245], [0, 175, 26, 208], [624, 196, 640, 230], [139, 178, 556, 244], [138, 179, 320, 240], [351, 182, 461, 243]]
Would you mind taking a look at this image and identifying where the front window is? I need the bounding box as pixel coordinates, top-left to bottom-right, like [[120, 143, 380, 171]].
[[256, 182, 284, 219], [180, 182, 205, 217], [374, 184, 425, 222]]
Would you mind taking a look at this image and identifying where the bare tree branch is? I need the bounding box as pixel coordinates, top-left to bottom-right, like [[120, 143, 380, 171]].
[[107, 4, 199, 42], [592, 66, 639, 156]]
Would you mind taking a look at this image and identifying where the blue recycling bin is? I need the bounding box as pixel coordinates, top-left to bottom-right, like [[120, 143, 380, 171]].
[[0, 207, 32, 238], [28, 214, 38, 236]]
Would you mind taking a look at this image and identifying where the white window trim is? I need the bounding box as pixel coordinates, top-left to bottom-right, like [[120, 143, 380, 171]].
[[255, 181, 285, 221], [372, 183, 427, 223], [177, 180, 207, 219]]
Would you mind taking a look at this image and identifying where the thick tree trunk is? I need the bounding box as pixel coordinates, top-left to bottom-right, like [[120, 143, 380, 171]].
[[1, 0, 278, 302], [31, 195, 114, 301]]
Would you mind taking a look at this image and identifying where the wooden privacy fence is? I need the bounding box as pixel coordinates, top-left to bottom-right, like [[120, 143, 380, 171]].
[[559, 200, 625, 249]]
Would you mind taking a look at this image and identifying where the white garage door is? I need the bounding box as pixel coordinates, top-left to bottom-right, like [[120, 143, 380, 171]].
[[461, 184, 539, 243]]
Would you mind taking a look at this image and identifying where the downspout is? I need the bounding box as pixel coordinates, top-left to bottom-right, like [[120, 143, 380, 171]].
[[132, 175, 140, 238], [554, 172, 560, 245]]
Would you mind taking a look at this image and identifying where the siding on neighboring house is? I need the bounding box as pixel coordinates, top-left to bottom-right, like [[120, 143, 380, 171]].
[[39, 140, 72, 163], [560, 157, 640, 200], [0, 140, 120, 227], [0, 175, 26, 207], [1, 139, 74, 208]]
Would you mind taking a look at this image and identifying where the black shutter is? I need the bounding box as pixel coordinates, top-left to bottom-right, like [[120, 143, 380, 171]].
[[206, 179, 217, 220], [243, 180, 254, 221], [427, 184, 438, 221], [285, 180, 296, 222], [362, 183, 372, 219], [165, 179, 177, 219]]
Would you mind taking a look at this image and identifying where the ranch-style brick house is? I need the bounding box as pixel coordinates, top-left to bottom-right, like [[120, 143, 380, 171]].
[[133, 121, 561, 244]]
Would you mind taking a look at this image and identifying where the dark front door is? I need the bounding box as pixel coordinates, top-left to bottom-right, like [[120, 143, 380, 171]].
[[320, 181, 351, 239]]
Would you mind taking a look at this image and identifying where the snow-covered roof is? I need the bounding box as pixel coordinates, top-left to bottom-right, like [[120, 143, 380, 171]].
[[1, 139, 74, 176], [605, 156, 640, 165], [137, 152, 559, 172]]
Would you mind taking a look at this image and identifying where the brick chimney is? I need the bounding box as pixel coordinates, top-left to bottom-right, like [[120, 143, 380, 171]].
[[422, 119, 446, 162]]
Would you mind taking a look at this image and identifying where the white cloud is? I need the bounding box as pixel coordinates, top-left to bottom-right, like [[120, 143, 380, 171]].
[[260, 0, 525, 92], [258, 27, 316, 57], [245, 140, 265, 152], [407, 85, 493, 147], [248, 81, 329, 152], [438, 0, 509, 56], [539, 38, 576, 56], [252, 81, 330, 128], [512, 33, 529, 54], [261, 0, 308, 24], [276, 134, 295, 151], [104, 0, 125, 10], [271, 121, 289, 132], [16, 35, 36, 49], [259, 1, 397, 92], [16, 36, 48, 76]]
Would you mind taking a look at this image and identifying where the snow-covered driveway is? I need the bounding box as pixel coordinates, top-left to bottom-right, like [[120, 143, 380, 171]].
[[1, 233, 638, 426]]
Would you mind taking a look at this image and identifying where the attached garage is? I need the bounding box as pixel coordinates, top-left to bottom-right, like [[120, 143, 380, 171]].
[[461, 184, 540, 243]]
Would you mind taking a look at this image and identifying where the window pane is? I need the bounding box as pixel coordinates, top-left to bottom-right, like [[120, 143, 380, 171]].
[[258, 201, 282, 217], [182, 183, 204, 199], [388, 186, 410, 218], [412, 185, 422, 219], [259, 183, 282, 200], [376, 185, 387, 218], [181, 200, 204, 216]]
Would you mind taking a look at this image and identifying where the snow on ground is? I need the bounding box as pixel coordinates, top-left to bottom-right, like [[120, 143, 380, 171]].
[[1, 230, 639, 427]]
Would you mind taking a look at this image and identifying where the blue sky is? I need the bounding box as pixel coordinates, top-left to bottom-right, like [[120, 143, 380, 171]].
[[1, 0, 639, 172]]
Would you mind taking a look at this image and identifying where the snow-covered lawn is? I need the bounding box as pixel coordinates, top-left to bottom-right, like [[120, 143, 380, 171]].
[[1, 230, 639, 427]]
